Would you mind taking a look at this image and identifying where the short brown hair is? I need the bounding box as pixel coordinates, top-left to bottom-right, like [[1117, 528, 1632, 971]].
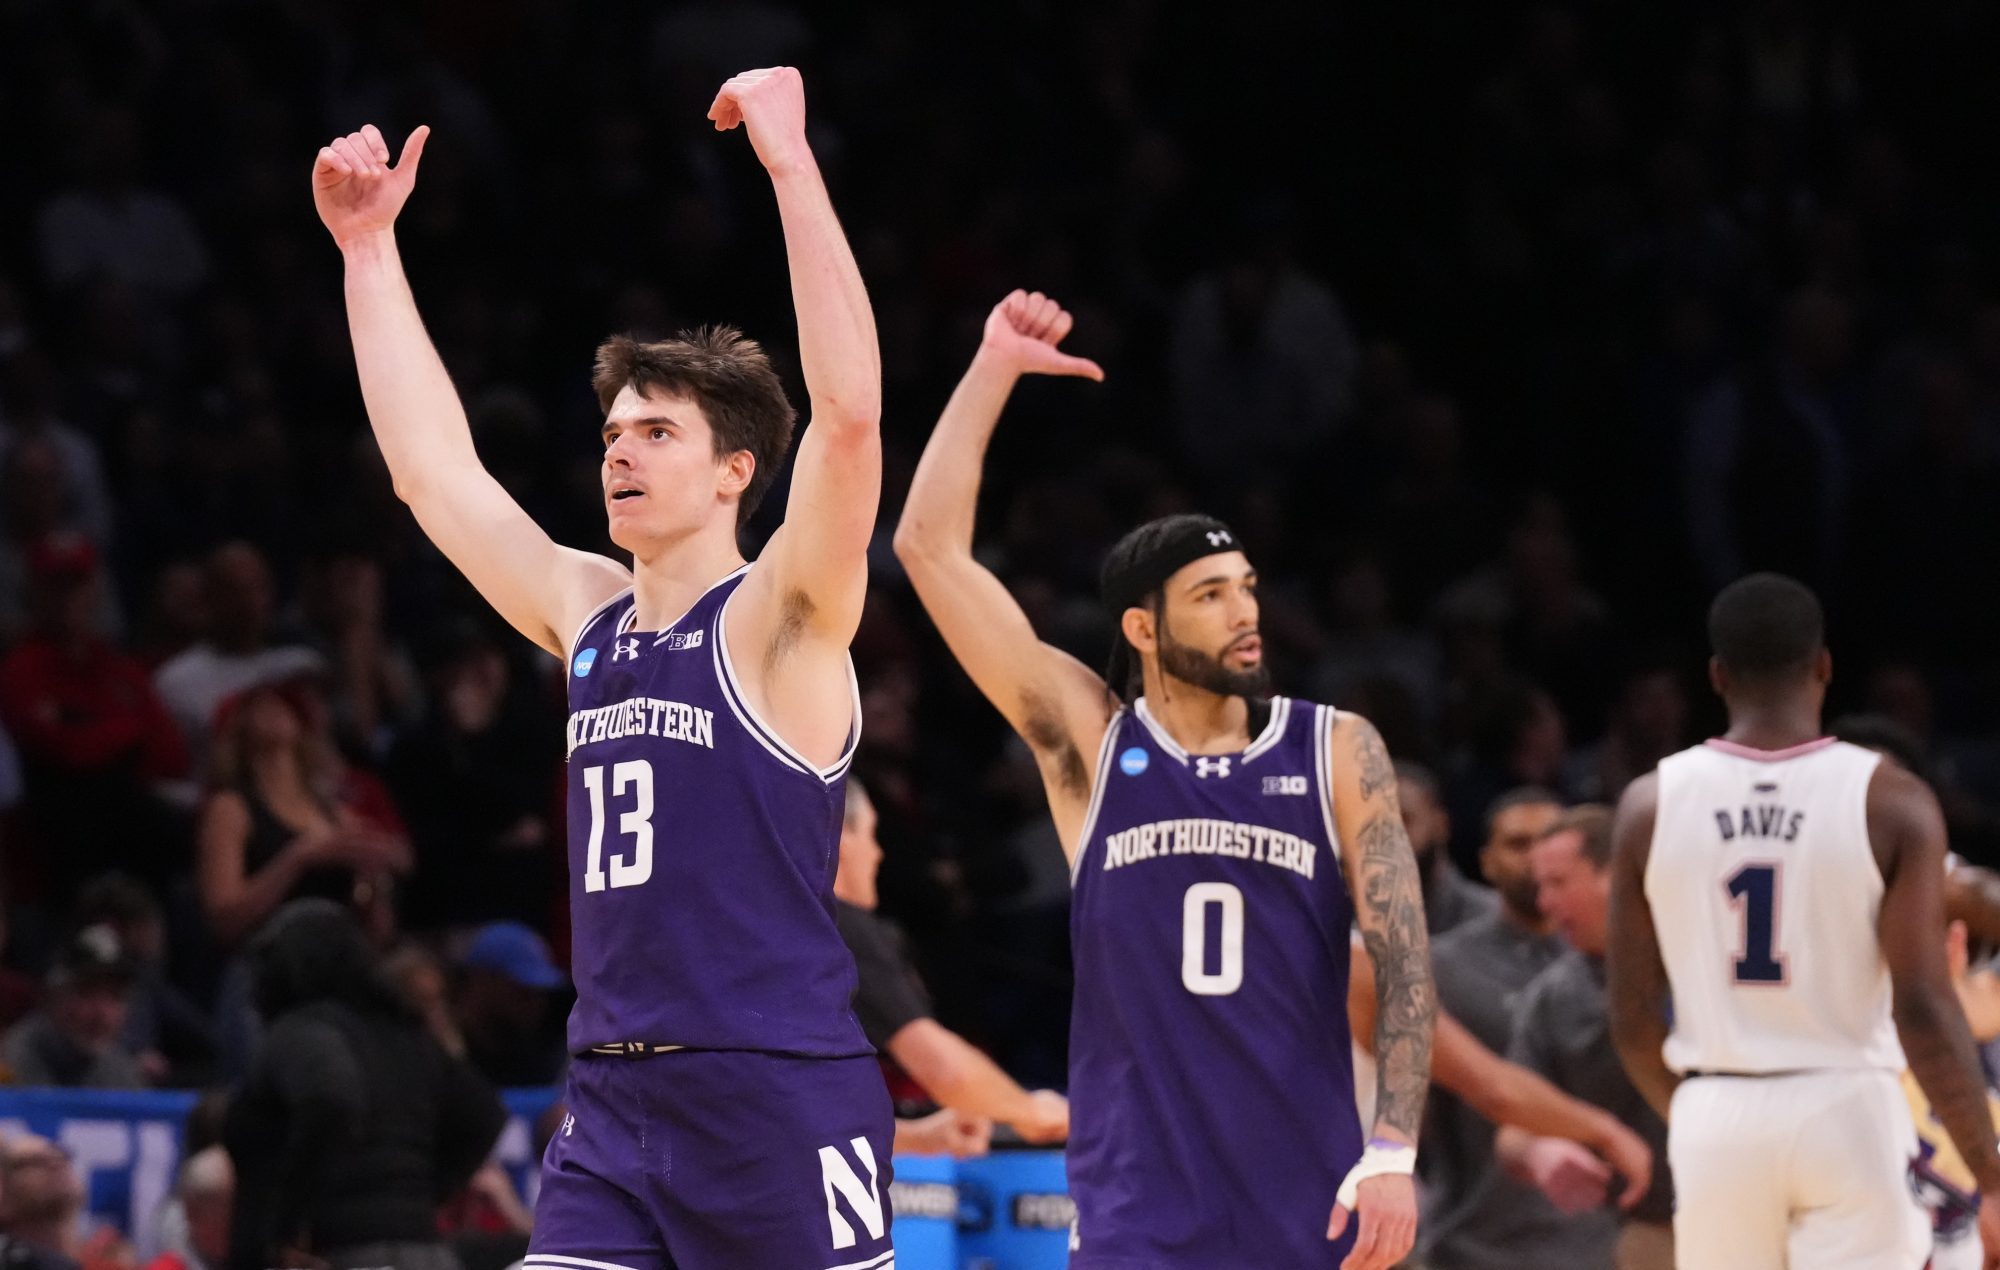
[[1538, 804, 1614, 870], [592, 327, 798, 526]]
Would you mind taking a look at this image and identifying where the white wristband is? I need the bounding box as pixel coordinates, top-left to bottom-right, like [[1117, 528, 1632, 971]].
[[1337, 1140, 1418, 1209]]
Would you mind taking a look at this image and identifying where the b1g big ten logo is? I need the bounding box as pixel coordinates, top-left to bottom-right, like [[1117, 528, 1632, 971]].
[[1263, 775, 1308, 796]]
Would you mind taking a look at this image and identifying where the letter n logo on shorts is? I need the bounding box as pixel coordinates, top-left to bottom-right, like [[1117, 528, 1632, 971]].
[[817, 1136, 887, 1250]]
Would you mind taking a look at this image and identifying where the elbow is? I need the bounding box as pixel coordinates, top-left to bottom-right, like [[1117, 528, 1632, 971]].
[[890, 521, 926, 566]]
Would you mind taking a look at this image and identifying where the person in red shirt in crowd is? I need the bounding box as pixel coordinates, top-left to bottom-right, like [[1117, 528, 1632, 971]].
[[0, 533, 187, 905]]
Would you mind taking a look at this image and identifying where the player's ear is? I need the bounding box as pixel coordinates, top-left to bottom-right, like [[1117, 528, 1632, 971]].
[[1707, 655, 1727, 699], [718, 449, 754, 501], [1120, 605, 1156, 656], [1813, 648, 1833, 686]]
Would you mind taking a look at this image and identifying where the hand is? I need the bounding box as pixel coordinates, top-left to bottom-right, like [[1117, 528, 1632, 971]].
[[1328, 1173, 1416, 1270], [1011, 1089, 1071, 1144], [1593, 1119, 1654, 1210], [980, 290, 1105, 381], [312, 124, 430, 248], [1520, 1136, 1613, 1215], [898, 1108, 992, 1159], [707, 66, 810, 173], [1980, 1192, 2000, 1270]]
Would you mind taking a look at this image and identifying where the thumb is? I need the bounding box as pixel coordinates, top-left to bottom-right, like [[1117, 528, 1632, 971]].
[[1033, 351, 1105, 382], [1326, 1202, 1350, 1240], [397, 125, 431, 174]]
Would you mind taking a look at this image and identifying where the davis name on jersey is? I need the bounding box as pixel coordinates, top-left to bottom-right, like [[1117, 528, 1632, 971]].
[[1648, 737, 1904, 1075]]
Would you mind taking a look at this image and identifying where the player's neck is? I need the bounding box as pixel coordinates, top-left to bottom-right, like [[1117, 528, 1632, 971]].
[[629, 531, 747, 631], [1719, 701, 1824, 753], [1140, 678, 1250, 754]]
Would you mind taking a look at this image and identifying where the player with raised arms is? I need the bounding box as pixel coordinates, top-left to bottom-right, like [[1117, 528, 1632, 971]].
[[895, 291, 1435, 1270], [312, 67, 894, 1270], [1609, 573, 2000, 1270]]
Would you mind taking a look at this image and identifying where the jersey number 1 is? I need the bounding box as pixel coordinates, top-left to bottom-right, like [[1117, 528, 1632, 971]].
[[583, 761, 654, 892], [1725, 862, 1786, 984]]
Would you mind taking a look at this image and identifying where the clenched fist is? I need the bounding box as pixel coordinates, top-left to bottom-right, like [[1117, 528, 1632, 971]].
[[979, 290, 1105, 381], [708, 66, 811, 174]]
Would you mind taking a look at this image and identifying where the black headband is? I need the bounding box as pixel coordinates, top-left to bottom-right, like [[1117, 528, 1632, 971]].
[[1099, 518, 1242, 614]]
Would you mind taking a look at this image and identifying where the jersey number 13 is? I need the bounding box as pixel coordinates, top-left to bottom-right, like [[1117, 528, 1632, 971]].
[[582, 760, 654, 892]]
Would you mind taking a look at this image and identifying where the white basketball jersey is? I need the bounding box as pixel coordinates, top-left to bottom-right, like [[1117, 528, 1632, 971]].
[[1647, 737, 1904, 1075]]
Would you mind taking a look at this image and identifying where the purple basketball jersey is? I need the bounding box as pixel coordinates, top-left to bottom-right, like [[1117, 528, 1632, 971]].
[[562, 565, 869, 1057], [1067, 696, 1362, 1268]]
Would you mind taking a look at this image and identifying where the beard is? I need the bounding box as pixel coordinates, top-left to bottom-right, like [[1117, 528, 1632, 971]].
[[1156, 617, 1272, 698]]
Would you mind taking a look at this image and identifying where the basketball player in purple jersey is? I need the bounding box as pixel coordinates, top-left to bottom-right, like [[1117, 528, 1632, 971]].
[[895, 292, 1436, 1270], [312, 68, 895, 1270]]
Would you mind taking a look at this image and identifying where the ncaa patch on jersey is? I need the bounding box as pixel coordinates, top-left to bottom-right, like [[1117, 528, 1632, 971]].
[[572, 647, 598, 678], [1119, 747, 1150, 776]]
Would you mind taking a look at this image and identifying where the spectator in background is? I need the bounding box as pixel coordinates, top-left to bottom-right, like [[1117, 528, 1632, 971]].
[[833, 781, 1068, 1144], [1684, 285, 1861, 595], [197, 676, 410, 1075], [295, 546, 421, 761], [1167, 200, 1358, 480], [1447, 683, 1572, 864], [141, 1147, 231, 1270], [0, 348, 114, 550], [1309, 548, 1439, 724], [72, 874, 216, 1086], [1421, 787, 1569, 1269], [0, 1130, 85, 1270], [450, 923, 566, 1088], [1499, 806, 1673, 1270], [0, 535, 188, 897], [0, 925, 147, 1089], [387, 624, 555, 932], [153, 543, 323, 768], [0, 438, 93, 647], [1398, 761, 1497, 936], [34, 106, 210, 305], [225, 900, 504, 1270], [196, 678, 408, 949], [1565, 659, 1691, 804]]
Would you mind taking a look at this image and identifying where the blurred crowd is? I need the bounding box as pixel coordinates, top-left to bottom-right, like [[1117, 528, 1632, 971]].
[[5, 0, 2000, 1262]]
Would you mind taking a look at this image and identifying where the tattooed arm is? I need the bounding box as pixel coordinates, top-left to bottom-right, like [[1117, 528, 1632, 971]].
[[1327, 711, 1433, 1268], [1330, 711, 1435, 1139]]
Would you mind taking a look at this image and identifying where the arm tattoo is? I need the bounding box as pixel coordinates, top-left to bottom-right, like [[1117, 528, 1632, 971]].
[[1349, 727, 1435, 1138], [1355, 718, 1396, 800]]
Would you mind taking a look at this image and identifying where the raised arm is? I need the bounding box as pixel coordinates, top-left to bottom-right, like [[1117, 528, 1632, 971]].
[[1606, 773, 1678, 1119], [1327, 711, 1432, 1266], [1874, 763, 2000, 1216], [312, 126, 627, 658], [708, 68, 880, 647], [893, 293, 1111, 849]]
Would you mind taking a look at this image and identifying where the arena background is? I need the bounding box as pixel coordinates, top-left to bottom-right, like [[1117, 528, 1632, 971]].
[[6, 0, 2000, 1266]]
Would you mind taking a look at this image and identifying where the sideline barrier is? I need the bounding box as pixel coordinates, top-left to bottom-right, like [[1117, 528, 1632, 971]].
[[0, 1089, 1076, 1269]]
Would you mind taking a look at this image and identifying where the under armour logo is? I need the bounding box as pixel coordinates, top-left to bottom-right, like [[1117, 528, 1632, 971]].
[[1205, 530, 1233, 547], [1194, 756, 1232, 779], [611, 637, 640, 662], [561, 1113, 575, 1137]]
